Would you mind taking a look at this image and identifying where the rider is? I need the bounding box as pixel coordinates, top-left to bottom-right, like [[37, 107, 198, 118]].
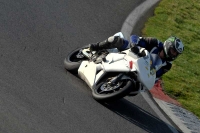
[[89, 34, 184, 82]]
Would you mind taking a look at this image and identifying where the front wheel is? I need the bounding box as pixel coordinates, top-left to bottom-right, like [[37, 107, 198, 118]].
[[64, 45, 89, 73], [92, 76, 134, 102]]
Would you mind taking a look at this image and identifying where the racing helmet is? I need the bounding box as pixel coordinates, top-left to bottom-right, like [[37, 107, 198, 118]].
[[163, 36, 184, 61]]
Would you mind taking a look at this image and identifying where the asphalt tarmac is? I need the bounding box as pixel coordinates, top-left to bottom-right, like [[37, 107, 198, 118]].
[[0, 0, 181, 133]]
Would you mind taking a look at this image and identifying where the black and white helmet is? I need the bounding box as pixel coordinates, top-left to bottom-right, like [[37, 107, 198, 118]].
[[163, 36, 184, 61]]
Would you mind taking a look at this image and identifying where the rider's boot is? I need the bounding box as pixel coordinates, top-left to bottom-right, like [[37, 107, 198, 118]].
[[89, 36, 124, 51]]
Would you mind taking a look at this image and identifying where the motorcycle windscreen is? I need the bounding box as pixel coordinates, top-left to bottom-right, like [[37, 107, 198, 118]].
[[134, 56, 156, 90]]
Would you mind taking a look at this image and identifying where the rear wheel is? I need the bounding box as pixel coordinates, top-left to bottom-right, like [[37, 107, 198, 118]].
[[64, 46, 89, 73], [92, 74, 134, 101]]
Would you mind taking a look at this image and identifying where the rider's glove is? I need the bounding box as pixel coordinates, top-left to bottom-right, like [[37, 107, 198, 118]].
[[131, 46, 139, 55], [131, 46, 146, 57], [138, 50, 146, 57]]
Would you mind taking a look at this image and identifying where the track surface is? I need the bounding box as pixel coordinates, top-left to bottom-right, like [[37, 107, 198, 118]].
[[0, 0, 177, 133]]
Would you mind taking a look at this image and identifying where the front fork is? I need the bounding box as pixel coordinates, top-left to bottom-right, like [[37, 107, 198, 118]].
[[108, 73, 137, 91], [111, 73, 144, 95], [109, 73, 124, 85]]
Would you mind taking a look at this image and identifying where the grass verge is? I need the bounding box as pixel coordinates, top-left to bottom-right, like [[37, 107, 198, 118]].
[[142, 0, 200, 118]]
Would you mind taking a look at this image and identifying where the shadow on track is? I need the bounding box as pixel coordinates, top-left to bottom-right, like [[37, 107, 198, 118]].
[[100, 99, 182, 133], [65, 70, 182, 133]]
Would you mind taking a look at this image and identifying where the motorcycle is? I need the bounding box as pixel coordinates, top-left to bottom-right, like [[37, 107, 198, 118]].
[[64, 32, 162, 101]]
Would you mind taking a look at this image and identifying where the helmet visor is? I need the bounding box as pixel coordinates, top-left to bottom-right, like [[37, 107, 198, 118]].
[[168, 47, 179, 59]]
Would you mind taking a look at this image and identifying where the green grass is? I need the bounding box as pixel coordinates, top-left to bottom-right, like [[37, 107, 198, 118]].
[[142, 0, 200, 118]]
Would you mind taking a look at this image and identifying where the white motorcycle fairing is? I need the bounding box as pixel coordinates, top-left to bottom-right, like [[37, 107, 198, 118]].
[[78, 48, 157, 92]]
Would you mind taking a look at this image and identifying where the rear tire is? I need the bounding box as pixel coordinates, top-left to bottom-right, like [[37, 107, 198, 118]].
[[64, 45, 89, 73]]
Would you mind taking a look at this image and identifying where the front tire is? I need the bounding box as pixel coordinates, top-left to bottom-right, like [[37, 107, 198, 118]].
[[64, 45, 89, 73], [92, 75, 134, 102]]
